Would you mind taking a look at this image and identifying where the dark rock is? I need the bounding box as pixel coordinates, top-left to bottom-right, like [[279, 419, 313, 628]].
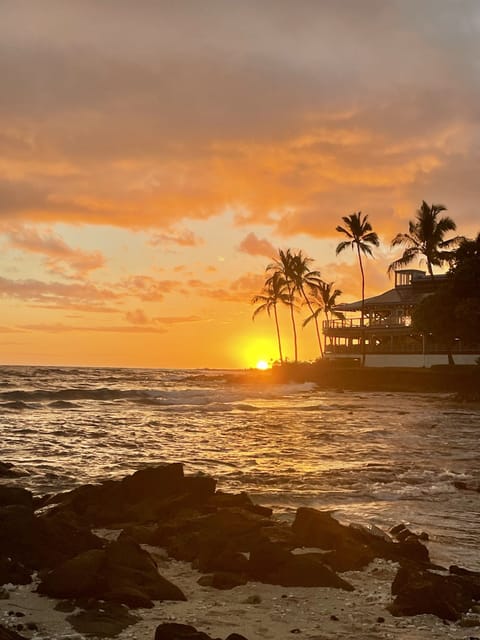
[[397, 537, 430, 564], [197, 571, 248, 590], [0, 626, 28, 640], [0, 557, 31, 585], [103, 538, 186, 606], [154, 624, 249, 640], [292, 508, 351, 549], [54, 601, 76, 613], [453, 481, 480, 492], [389, 523, 407, 536], [38, 538, 186, 608], [38, 549, 106, 599], [154, 623, 215, 640], [248, 539, 353, 590], [0, 488, 33, 508], [47, 464, 217, 527], [321, 542, 375, 573], [292, 507, 430, 568], [154, 507, 273, 563], [0, 464, 27, 479], [196, 547, 249, 575], [120, 523, 157, 545], [449, 566, 480, 600], [389, 565, 479, 621], [66, 602, 139, 637], [206, 491, 272, 517], [0, 504, 103, 572]]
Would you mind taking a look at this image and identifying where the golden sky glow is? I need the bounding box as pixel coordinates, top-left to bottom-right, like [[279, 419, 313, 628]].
[[1, 1, 479, 368]]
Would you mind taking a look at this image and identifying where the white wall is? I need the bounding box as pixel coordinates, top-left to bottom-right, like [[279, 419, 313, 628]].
[[364, 354, 480, 367]]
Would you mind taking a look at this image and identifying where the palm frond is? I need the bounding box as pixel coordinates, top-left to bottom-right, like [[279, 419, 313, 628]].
[[335, 240, 352, 255]]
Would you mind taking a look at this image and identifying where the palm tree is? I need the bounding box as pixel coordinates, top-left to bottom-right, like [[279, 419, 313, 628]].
[[251, 271, 290, 364], [267, 249, 300, 362], [303, 281, 344, 355], [388, 201, 460, 278], [336, 212, 379, 365], [336, 212, 379, 324], [290, 251, 325, 358]]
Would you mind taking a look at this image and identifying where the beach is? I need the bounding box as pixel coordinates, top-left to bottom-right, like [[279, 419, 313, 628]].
[[3, 555, 479, 640]]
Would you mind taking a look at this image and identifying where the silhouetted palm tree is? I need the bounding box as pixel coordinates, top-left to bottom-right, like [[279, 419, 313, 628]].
[[252, 271, 290, 364], [267, 249, 300, 362], [304, 281, 344, 326], [303, 281, 344, 355], [388, 201, 460, 278], [336, 212, 379, 365], [290, 251, 325, 358], [336, 212, 379, 324]]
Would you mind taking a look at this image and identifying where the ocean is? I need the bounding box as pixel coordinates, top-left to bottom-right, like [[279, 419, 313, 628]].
[[1, 365, 479, 572]]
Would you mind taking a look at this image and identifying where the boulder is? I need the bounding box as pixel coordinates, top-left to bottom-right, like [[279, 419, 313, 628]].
[[154, 623, 249, 640], [0, 463, 26, 479], [37, 549, 106, 599], [0, 504, 103, 572], [153, 507, 273, 563], [66, 602, 139, 638], [0, 487, 33, 508], [248, 539, 353, 590], [46, 464, 217, 527], [206, 491, 272, 517], [155, 624, 215, 640], [0, 625, 28, 640], [38, 538, 186, 608], [196, 547, 249, 575], [292, 507, 430, 568], [197, 571, 248, 590], [0, 557, 32, 585], [449, 565, 480, 600], [389, 565, 479, 620]]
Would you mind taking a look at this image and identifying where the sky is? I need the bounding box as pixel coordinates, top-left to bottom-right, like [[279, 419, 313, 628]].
[[1, 0, 479, 369]]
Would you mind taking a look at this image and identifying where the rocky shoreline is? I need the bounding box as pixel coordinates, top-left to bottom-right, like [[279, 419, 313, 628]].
[[228, 363, 480, 398], [1, 463, 480, 639]]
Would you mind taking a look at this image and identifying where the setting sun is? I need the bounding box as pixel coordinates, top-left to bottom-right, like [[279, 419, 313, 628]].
[[256, 360, 270, 370]]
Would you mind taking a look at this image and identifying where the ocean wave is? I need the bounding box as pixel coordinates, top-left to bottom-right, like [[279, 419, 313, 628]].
[[0, 380, 320, 408]]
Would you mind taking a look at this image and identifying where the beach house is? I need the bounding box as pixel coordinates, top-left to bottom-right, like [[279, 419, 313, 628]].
[[324, 269, 480, 367]]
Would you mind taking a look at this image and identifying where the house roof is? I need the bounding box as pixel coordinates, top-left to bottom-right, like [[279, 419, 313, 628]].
[[335, 287, 430, 312], [335, 272, 449, 312]]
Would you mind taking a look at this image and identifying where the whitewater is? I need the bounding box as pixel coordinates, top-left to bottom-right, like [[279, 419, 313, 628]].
[[1, 365, 479, 572]]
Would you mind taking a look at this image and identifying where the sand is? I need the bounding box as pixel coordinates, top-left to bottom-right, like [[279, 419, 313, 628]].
[[2, 544, 480, 640]]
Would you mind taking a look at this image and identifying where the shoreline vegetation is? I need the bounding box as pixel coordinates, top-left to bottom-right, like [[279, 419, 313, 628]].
[[232, 363, 480, 399], [251, 207, 479, 370]]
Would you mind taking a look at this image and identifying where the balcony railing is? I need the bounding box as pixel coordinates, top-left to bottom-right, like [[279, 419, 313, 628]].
[[326, 342, 480, 355], [324, 317, 410, 330]]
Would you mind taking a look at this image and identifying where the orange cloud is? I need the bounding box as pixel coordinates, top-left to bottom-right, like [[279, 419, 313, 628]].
[[149, 228, 204, 248], [0, 276, 118, 307], [20, 322, 167, 334], [238, 232, 276, 258], [2, 224, 105, 277], [119, 275, 179, 302]]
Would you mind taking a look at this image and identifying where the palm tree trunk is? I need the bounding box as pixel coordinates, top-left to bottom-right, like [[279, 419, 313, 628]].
[[300, 287, 324, 358], [427, 259, 434, 279], [447, 345, 455, 366], [273, 304, 284, 364], [324, 310, 329, 356], [286, 283, 298, 362], [357, 244, 366, 366]]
